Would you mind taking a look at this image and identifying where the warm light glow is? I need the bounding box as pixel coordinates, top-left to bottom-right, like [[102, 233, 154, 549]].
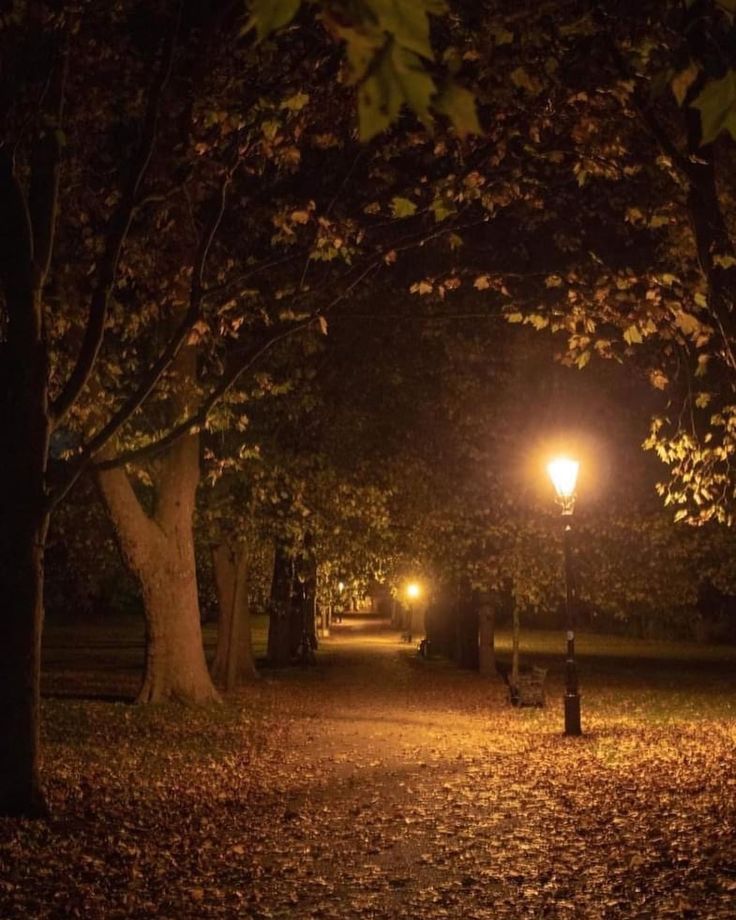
[[406, 581, 421, 600], [547, 456, 580, 500], [337, 581, 345, 593]]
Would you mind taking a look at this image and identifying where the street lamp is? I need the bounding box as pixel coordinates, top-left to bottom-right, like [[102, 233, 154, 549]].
[[404, 581, 422, 643], [547, 456, 582, 737]]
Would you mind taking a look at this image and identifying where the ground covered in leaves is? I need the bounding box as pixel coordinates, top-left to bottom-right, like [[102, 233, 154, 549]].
[[2, 619, 736, 918]]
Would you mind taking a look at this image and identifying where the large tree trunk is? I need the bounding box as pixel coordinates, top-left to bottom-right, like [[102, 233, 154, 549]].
[[0, 155, 51, 814], [211, 541, 257, 689], [0, 426, 50, 817], [97, 428, 218, 704], [455, 585, 480, 670]]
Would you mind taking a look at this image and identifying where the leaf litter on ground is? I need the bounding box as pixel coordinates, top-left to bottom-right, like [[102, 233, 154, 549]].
[[1, 621, 735, 918]]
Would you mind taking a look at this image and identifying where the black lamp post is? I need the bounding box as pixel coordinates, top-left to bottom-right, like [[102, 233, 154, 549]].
[[547, 457, 582, 737], [405, 581, 421, 643]]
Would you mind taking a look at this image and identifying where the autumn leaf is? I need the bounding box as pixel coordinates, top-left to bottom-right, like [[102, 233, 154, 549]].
[[671, 62, 699, 107], [649, 369, 669, 390], [675, 312, 702, 338]]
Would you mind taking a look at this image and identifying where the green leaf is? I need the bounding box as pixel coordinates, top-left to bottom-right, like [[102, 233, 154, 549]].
[[367, 0, 446, 60], [358, 43, 436, 140], [391, 45, 436, 121], [434, 81, 480, 137], [391, 196, 418, 218], [244, 0, 301, 41], [692, 70, 736, 144], [429, 197, 455, 222]]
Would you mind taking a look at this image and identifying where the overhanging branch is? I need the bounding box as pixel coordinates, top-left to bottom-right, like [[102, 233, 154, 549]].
[[94, 317, 317, 470], [47, 173, 232, 510], [50, 6, 181, 427]]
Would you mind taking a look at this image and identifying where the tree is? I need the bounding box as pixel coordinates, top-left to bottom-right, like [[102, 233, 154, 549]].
[[0, 0, 467, 817]]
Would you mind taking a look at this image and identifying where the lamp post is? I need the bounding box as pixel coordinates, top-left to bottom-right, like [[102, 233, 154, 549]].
[[547, 457, 582, 737], [405, 581, 421, 643]]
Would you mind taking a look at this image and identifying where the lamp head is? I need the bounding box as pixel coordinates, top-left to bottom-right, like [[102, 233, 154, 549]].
[[406, 581, 421, 600], [547, 456, 579, 514]]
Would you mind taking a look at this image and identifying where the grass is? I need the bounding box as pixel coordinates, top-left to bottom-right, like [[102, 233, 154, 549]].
[[493, 627, 736, 722], [41, 613, 271, 700]]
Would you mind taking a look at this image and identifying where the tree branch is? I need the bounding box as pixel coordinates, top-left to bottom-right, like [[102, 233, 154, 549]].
[[47, 173, 232, 511], [50, 7, 180, 426], [94, 317, 317, 470], [597, 20, 694, 183]]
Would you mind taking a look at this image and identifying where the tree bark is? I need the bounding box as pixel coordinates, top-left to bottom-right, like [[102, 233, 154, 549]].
[[0, 152, 51, 815], [267, 543, 294, 667], [297, 552, 318, 664], [455, 586, 480, 670], [0, 440, 50, 817], [97, 426, 218, 704], [211, 541, 257, 689]]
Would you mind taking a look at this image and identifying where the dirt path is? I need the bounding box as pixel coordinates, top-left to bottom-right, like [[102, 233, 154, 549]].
[[2, 615, 735, 918], [219, 617, 735, 919]]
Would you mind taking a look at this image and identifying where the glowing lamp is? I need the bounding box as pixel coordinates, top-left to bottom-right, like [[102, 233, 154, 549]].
[[546, 453, 583, 736], [547, 457, 579, 513], [406, 581, 421, 600]]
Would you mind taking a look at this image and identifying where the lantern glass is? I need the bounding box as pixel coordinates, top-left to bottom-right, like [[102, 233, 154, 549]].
[[547, 457, 579, 500]]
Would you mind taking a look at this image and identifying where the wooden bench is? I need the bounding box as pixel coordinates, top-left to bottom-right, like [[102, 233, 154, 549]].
[[510, 666, 547, 708]]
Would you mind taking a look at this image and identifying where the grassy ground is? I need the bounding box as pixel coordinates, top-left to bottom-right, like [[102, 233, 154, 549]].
[[40, 614, 271, 700], [1, 617, 734, 918], [494, 628, 736, 722]]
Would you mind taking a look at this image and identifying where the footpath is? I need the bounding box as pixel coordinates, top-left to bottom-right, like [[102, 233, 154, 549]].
[[223, 616, 735, 919]]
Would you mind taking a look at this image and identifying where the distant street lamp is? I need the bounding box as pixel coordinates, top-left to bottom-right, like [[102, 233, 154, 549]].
[[404, 581, 422, 643], [547, 456, 583, 737]]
